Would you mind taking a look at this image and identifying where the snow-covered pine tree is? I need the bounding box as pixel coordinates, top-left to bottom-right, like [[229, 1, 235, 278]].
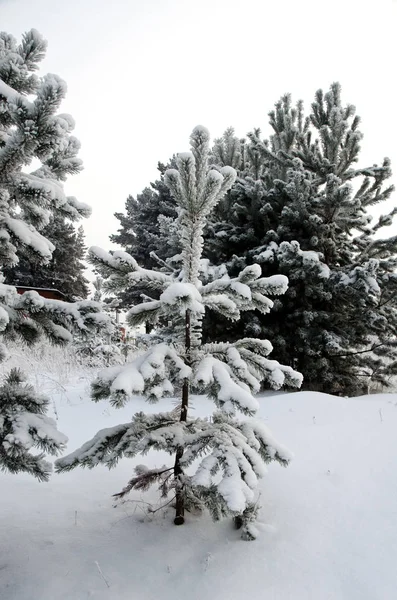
[[205, 84, 397, 395], [0, 29, 91, 267], [56, 126, 302, 539], [3, 217, 90, 300], [0, 29, 110, 478]]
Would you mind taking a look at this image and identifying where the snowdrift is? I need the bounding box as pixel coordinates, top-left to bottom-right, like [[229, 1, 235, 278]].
[[1, 380, 397, 600]]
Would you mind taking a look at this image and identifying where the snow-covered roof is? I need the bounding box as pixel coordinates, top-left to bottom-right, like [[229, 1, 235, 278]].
[[15, 286, 68, 298]]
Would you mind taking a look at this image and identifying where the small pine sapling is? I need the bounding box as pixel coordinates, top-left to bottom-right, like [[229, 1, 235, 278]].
[[56, 126, 302, 539]]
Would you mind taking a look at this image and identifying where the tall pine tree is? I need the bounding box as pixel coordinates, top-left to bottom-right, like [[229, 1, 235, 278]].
[[205, 84, 397, 395], [0, 29, 109, 479]]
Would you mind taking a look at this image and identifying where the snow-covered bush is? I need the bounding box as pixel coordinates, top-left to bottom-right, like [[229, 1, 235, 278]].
[[56, 126, 302, 539]]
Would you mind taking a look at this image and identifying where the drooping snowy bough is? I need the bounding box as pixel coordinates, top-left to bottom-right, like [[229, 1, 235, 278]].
[[0, 368, 68, 481], [56, 126, 302, 539]]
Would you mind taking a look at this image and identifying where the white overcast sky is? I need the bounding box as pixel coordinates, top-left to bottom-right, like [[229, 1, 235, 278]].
[[1, 0, 397, 253]]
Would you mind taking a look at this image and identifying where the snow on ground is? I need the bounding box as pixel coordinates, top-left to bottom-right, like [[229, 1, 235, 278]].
[[1, 356, 397, 600]]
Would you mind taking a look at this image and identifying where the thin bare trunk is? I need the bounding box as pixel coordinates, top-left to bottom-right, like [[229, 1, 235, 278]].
[[174, 309, 191, 525]]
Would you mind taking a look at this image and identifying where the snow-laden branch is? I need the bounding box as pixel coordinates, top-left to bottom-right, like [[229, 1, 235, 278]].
[[91, 343, 191, 405], [4, 411, 68, 455], [194, 355, 259, 414], [200, 264, 288, 319], [88, 247, 172, 295], [3, 217, 55, 261], [194, 338, 302, 411], [0, 78, 33, 108], [56, 409, 292, 516], [127, 282, 205, 328], [1, 367, 68, 481], [0, 283, 111, 348]]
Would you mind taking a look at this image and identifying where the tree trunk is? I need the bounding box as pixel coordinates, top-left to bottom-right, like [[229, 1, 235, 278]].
[[174, 309, 191, 525]]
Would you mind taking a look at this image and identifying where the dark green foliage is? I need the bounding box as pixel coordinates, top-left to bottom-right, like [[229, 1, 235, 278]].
[[204, 83, 397, 395], [110, 162, 179, 310], [4, 218, 89, 299]]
